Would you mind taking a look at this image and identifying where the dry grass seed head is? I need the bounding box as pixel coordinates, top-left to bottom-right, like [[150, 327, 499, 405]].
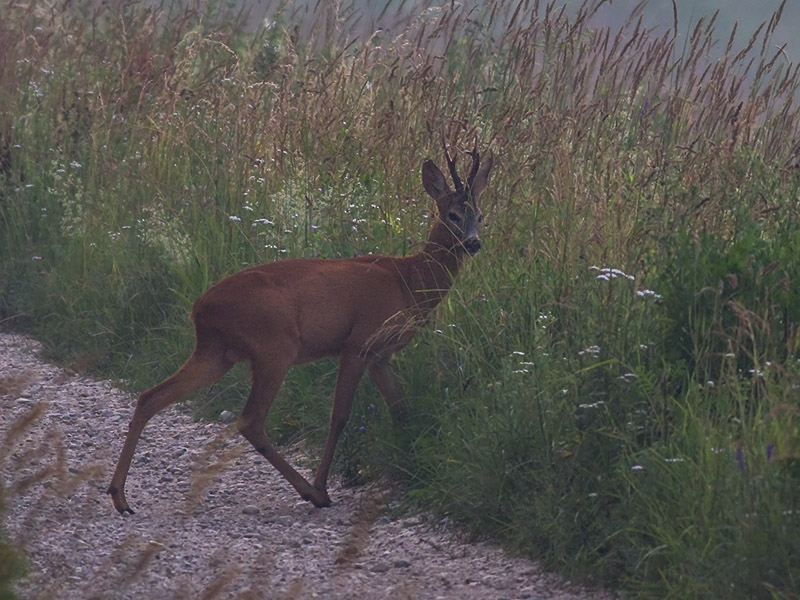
[[0, 400, 47, 464], [198, 566, 240, 600], [184, 426, 245, 514], [280, 578, 306, 600], [120, 540, 166, 585], [334, 483, 389, 567], [0, 371, 37, 398]]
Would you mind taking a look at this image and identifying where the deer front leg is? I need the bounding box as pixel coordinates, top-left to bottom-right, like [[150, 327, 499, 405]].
[[312, 352, 366, 499], [237, 358, 330, 507], [369, 360, 408, 424]]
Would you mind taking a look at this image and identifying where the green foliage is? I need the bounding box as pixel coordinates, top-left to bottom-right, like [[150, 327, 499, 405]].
[[1, 0, 799, 597]]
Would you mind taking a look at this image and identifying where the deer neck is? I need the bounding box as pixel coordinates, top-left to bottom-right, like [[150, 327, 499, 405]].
[[401, 219, 466, 314]]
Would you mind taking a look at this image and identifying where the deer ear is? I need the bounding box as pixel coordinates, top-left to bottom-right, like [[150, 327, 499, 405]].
[[422, 159, 450, 199], [469, 153, 493, 204]]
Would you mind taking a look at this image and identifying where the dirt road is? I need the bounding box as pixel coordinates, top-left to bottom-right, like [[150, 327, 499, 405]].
[[0, 332, 613, 600]]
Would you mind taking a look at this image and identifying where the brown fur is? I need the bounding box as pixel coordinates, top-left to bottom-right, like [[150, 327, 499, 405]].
[[108, 148, 493, 513]]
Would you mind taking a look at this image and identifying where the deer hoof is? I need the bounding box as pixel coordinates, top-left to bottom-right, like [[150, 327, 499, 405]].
[[107, 486, 135, 515], [313, 495, 332, 508], [301, 489, 331, 508]]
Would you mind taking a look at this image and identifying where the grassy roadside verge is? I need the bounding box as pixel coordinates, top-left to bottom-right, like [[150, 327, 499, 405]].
[[1, 1, 798, 597]]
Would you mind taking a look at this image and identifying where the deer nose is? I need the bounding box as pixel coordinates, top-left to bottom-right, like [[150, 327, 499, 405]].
[[464, 237, 481, 255]]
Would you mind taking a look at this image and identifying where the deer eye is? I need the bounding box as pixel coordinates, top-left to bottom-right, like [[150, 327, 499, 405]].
[[478, 214, 483, 223], [448, 212, 462, 224]]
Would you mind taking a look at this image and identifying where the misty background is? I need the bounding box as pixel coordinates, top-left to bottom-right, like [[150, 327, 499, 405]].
[[229, 0, 796, 62], [592, 0, 796, 61], [223, 0, 800, 62]]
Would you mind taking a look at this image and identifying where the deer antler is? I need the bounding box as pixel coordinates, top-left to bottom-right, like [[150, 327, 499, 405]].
[[441, 131, 463, 191], [466, 140, 480, 190]]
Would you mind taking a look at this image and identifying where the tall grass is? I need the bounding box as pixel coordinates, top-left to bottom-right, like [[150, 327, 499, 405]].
[[1, 0, 799, 597]]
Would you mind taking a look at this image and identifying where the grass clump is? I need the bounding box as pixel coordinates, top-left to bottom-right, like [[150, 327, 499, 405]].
[[1, 0, 799, 597], [0, 493, 25, 600]]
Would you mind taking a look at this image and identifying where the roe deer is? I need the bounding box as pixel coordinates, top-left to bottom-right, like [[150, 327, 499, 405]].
[[108, 143, 493, 513]]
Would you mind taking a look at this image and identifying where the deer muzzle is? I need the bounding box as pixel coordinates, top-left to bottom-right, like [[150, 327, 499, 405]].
[[463, 236, 482, 255]]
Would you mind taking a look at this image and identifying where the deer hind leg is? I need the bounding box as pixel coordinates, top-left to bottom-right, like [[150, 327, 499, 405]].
[[368, 359, 408, 425], [108, 340, 234, 514], [237, 358, 330, 508], [312, 352, 366, 500]]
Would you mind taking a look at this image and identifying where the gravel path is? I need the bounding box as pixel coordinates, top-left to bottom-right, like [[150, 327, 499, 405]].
[[1, 332, 614, 600]]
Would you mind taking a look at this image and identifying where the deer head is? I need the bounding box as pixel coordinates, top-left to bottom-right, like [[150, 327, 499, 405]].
[[422, 144, 493, 256]]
